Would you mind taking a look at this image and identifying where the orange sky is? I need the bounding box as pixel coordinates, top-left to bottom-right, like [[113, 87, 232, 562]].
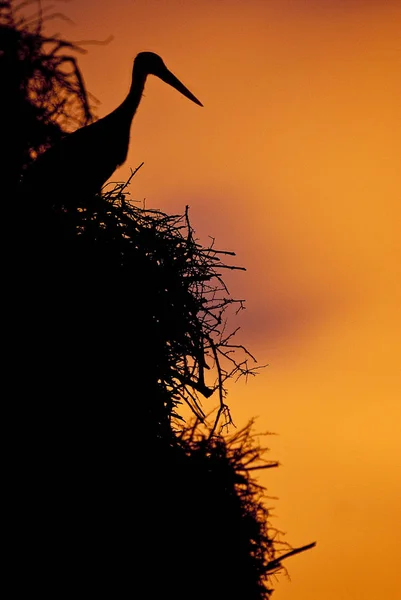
[[54, 1, 401, 598]]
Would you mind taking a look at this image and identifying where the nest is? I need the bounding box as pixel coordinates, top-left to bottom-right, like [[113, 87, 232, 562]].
[[12, 174, 288, 600], [87, 174, 261, 425], [16, 168, 260, 435]]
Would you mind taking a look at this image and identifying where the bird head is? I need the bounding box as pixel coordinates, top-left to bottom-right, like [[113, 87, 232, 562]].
[[134, 52, 203, 107]]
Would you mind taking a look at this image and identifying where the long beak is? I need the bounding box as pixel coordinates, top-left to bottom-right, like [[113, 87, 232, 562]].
[[159, 68, 203, 107]]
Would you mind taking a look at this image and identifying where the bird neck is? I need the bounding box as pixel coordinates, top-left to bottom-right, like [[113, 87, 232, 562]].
[[120, 66, 148, 119]]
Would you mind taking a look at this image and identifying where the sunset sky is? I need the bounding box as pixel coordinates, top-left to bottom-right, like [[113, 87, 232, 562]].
[[52, 1, 401, 598]]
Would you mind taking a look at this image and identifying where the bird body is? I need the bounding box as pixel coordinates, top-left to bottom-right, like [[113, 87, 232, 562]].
[[21, 52, 202, 201]]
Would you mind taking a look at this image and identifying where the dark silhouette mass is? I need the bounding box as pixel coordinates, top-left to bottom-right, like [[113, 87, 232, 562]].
[[3, 1, 316, 597], [21, 52, 203, 200]]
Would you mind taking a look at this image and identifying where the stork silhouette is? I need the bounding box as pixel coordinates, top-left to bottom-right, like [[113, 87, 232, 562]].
[[21, 52, 202, 201]]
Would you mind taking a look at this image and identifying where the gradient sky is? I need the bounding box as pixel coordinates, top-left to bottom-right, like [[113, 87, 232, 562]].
[[52, 1, 401, 598]]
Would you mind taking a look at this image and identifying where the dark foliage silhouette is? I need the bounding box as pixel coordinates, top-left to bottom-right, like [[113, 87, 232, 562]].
[[3, 1, 315, 597]]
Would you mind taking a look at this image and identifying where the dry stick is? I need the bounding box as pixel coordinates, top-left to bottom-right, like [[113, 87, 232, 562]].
[[208, 336, 232, 436], [266, 542, 317, 573]]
